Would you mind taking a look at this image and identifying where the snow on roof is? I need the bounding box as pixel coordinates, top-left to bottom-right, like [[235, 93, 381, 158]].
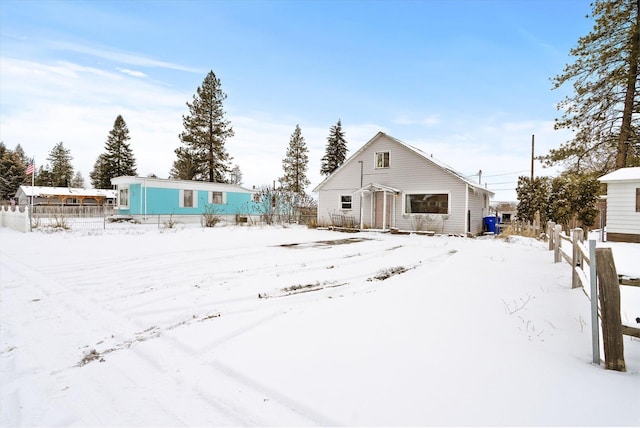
[[19, 186, 116, 198], [313, 132, 494, 195], [599, 167, 640, 182]]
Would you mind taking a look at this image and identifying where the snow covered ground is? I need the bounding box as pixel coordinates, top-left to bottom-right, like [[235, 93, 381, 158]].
[[1, 224, 638, 426]]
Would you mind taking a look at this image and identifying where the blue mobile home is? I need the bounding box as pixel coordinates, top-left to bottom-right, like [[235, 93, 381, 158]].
[[111, 176, 260, 223]]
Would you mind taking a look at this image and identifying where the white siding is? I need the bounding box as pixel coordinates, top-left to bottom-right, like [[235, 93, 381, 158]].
[[606, 181, 640, 234], [317, 134, 491, 234]]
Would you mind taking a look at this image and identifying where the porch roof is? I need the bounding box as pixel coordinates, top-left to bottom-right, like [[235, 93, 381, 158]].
[[352, 183, 401, 194]]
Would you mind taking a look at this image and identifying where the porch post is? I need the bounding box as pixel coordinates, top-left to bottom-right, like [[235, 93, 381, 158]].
[[360, 192, 364, 229], [383, 191, 387, 230]]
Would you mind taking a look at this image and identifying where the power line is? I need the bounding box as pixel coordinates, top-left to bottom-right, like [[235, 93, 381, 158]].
[[483, 170, 528, 178]]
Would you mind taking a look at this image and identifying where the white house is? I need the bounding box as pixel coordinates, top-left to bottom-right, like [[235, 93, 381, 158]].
[[15, 186, 116, 206], [313, 132, 494, 235], [599, 167, 640, 243]]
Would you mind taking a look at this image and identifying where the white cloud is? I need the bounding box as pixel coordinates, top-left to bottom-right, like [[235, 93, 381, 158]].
[[0, 53, 571, 202], [47, 39, 203, 73], [117, 67, 147, 78]]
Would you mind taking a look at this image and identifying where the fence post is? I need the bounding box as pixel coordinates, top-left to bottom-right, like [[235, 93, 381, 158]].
[[553, 224, 562, 263], [588, 240, 600, 365], [595, 247, 625, 372], [548, 221, 555, 250], [571, 228, 583, 289]]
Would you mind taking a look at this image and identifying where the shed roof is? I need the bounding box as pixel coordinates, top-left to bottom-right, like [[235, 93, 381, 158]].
[[599, 167, 640, 182]]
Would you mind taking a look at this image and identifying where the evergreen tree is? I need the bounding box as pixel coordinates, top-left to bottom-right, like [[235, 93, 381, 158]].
[[47, 142, 74, 187], [34, 165, 54, 187], [13, 144, 28, 167], [0, 147, 27, 200], [320, 119, 348, 176], [105, 115, 137, 178], [71, 171, 85, 188], [173, 70, 234, 182], [541, 0, 640, 175], [169, 147, 199, 180], [230, 164, 243, 185], [90, 115, 137, 188], [516, 176, 550, 224], [548, 174, 600, 230], [90, 154, 111, 189], [280, 124, 310, 194]]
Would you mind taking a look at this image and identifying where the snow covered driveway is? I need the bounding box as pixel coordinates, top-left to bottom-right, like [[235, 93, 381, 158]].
[[1, 226, 638, 426]]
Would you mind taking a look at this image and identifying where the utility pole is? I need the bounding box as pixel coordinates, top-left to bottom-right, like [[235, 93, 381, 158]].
[[531, 134, 535, 182]]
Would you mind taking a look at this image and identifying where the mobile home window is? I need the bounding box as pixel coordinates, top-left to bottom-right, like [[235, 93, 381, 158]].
[[211, 191, 224, 204], [341, 195, 352, 210], [636, 188, 640, 212], [181, 189, 196, 208], [405, 193, 449, 214], [118, 187, 129, 208], [375, 151, 390, 168]]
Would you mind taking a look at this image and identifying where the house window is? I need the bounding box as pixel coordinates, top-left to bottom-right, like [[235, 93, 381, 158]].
[[405, 193, 449, 214], [181, 189, 196, 208], [341, 195, 352, 210], [375, 151, 390, 168], [211, 191, 224, 204], [636, 188, 640, 212], [118, 187, 129, 208]]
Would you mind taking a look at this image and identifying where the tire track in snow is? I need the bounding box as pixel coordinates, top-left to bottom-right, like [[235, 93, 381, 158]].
[[1, 249, 339, 426]]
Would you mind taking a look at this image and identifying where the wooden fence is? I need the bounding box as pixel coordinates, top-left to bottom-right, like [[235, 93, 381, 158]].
[[547, 221, 639, 371]]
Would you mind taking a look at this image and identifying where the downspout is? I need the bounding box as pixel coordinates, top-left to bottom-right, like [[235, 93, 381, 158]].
[[464, 184, 469, 236]]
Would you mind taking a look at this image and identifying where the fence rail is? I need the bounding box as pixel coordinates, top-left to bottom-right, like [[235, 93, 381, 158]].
[[547, 221, 639, 371]]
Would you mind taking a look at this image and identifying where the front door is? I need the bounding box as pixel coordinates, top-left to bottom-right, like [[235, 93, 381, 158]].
[[374, 192, 391, 229]]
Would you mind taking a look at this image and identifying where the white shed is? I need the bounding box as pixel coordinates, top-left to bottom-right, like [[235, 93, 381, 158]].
[[598, 167, 640, 243]]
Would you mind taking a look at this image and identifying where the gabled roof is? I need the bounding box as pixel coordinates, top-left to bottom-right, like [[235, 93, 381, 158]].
[[313, 132, 494, 195], [599, 167, 640, 182], [18, 186, 116, 198]]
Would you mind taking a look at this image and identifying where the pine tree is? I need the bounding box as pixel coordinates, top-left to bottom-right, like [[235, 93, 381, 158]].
[[47, 142, 74, 187], [0, 146, 27, 200], [169, 147, 199, 180], [230, 164, 243, 185], [280, 124, 310, 194], [320, 119, 348, 176], [71, 171, 85, 188], [541, 0, 640, 174], [105, 115, 137, 177], [90, 154, 111, 189], [91, 115, 136, 188], [173, 70, 234, 182], [516, 176, 550, 224], [34, 165, 54, 187]]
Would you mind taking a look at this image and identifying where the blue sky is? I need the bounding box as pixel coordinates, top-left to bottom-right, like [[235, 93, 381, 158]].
[[0, 0, 592, 200]]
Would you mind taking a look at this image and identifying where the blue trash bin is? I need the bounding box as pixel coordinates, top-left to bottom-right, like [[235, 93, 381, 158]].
[[484, 216, 496, 234]]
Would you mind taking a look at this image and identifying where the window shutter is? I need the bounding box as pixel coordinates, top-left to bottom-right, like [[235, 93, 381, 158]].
[[179, 190, 184, 208], [192, 190, 198, 208], [208, 191, 213, 204], [222, 192, 227, 204]]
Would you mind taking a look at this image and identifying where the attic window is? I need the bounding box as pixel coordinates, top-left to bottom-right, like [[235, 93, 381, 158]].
[[375, 151, 390, 168]]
